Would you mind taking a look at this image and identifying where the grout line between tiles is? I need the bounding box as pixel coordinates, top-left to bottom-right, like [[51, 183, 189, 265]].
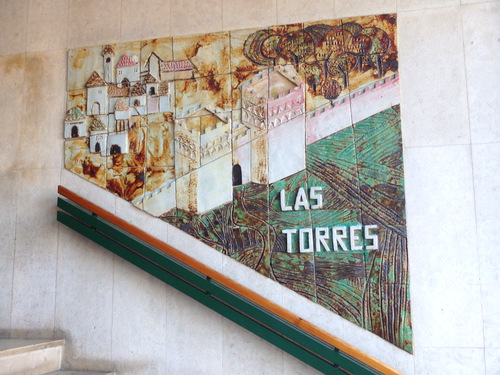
[[119, 0, 124, 43], [8, 169, 20, 338], [23, 0, 29, 56], [462, 8, 488, 364]]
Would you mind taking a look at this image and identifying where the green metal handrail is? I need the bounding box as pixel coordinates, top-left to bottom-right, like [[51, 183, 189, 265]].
[[57, 186, 401, 375]]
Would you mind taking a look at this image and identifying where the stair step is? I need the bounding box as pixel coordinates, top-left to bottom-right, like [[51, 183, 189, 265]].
[[45, 372, 115, 375], [0, 339, 65, 375]]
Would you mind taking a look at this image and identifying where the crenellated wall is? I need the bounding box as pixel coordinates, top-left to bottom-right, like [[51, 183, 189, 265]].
[[0, 1, 499, 374], [306, 73, 400, 144]]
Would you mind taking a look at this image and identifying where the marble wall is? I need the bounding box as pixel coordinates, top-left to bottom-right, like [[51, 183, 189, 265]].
[[0, 0, 498, 374]]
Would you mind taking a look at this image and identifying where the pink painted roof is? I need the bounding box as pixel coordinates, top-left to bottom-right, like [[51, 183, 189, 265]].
[[117, 54, 139, 68], [160, 60, 194, 72]]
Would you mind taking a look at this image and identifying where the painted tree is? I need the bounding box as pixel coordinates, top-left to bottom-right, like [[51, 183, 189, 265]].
[[319, 77, 342, 100], [361, 27, 391, 77], [315, 26, 346, 63], [243, 29, 273, 66], [299, 61, 323, 94], [302, 23, 334, 43], [326, 52, 357, 89], [277, 30, 315, 68], [260, 34, 281, 65], [345, 32, 372, 72], [243, 21, 396, 102]]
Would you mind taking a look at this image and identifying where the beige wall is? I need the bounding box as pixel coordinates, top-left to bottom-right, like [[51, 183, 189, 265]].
[[1, 0, 499, 374]]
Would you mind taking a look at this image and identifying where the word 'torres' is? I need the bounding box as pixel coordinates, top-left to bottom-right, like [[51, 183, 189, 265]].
[[278, 187, 379, 253]]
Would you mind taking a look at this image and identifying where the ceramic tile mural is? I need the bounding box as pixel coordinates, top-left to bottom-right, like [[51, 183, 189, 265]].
[[64, 14, 411, 352]]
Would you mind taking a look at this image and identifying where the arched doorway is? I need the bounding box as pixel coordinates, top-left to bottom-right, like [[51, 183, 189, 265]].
[[95, 142, 101, 153], [91, 102, 100, 115], [232, 164, 242, 186], [110, 144, 121, 155], [71, 125, 79, 138], [121, 78, 130, 88]]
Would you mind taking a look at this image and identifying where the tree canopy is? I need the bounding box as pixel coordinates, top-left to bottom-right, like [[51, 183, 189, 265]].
[[243, 21, 396, 100]]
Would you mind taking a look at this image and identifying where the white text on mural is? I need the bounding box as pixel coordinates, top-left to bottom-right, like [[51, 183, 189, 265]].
[[279, 187, 379, 253], [280, 187, 323, 210]]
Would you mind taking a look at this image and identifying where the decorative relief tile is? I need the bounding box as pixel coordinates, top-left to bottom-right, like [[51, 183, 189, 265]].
[[353, 106, 404, 226], [107, 126, 147, 169], [63, 14, 410, 352], [231, 69, 270, 111], [342, 14, 399, 93], [67, 45, 106, 92], [144, 166, 176, 217], [174, 113, 201, 179], [173, 32, 231, 78], [231, 182, 271, 276], [314, 250, 365, 322], [230, 28, 271, 74], [140, 37, 174, 69], [174, 74, 232, 116], [67, 89, 87, 111], [106, 166, 145, 204], [108, 42, 142, 90], [147, 114, 175, 167], [65, 138, 106, 188]]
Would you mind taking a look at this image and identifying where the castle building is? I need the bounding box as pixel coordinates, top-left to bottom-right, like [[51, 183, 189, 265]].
[[64, 107, 88, 139], [143, 52, 194, 86], [174, 105, 233, 214], [116, 54, 140, 87], [80, 46, 176, 160], [160, 59, 195, 81], [129, 82, 147, 115], [88, 116, 108, 156], [235, 65, 306, 185], [86, 71, 108, 115]]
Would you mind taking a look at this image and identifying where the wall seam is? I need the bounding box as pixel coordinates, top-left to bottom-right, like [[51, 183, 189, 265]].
[[8, 169, 20, 338], [119, 0, 124, 43], [110, 253, 116, 368], [460, 5, 488, 373], [65, 0, 70, 51], [404, 142, 474, 149], [23, 0, 29, 55], [53, 212, 61, 341], [221, 0, 224, 31]]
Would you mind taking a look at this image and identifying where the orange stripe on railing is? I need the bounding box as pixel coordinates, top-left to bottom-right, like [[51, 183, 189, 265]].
[[58, 185, 403, 375]]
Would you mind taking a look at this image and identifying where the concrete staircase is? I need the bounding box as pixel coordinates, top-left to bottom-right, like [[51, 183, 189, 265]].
[[0, 339, 114, 375]]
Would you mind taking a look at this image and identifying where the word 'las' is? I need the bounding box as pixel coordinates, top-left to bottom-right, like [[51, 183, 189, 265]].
[[279, 187, 323, 211], [283, 225, 379, 253]]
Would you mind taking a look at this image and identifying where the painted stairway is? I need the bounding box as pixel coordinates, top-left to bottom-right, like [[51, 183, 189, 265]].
[[56, 186, 403, 375]]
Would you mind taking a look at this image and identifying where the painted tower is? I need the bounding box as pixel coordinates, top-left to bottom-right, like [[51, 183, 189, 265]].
[[102, 45, 115, 83], [237, 65, 306, 185], [266, 66, 306, 183], [174, 105, 233, 214]]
